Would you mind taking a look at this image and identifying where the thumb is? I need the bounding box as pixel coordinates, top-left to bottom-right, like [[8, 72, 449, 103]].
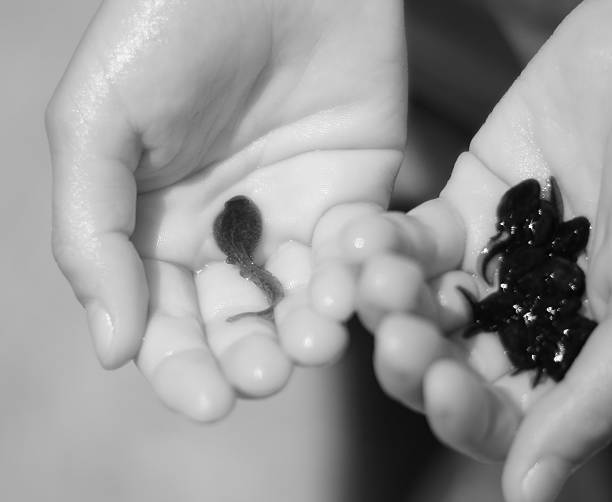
[[47, 84, 148, 369], [502, 317, 612, 502]]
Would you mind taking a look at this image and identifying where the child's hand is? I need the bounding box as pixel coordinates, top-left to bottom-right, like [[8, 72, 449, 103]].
[[308, 1, 612, 501], [47, 0, 407, 421]]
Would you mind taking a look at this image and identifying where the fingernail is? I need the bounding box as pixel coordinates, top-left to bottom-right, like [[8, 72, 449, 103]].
[[86, 302, 115, 365], [522, 457, 570, 502]]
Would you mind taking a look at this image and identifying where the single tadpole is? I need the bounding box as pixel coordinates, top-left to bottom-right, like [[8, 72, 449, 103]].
[[213, 195, 284, 322]]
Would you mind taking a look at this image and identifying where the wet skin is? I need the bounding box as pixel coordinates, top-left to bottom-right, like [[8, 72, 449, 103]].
[[213, 196, 285, 322], [460, 178, 596, 386]]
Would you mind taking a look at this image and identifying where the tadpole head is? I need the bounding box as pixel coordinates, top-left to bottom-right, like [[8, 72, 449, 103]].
[[213, 195, 263, 258], [548, 216, 590, 260], [529, 200, 558, 246], [496, 178, 541, 234]]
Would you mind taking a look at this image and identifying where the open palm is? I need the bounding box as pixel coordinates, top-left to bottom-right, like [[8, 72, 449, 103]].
[[306, 1, 612, 501], [47, 0, 407, 420]]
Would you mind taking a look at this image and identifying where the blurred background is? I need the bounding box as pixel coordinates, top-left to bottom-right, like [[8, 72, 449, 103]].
[[2, 0, 611, 501]]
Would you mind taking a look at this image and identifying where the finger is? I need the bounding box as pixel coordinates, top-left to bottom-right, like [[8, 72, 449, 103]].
[[429, 270, 477, 333], [310, 202, 387, 262], [424, 359, 522, 463], [309, 260, 357, 322], [502, 317, 612, 502], [194, 261, 292, 398], [373, 313, 455, 412], [277, 302, 349, 367], [308, 202, 384, 328], [137, 260, 235, 422], [356, 253, 437, 332], [47, 96, 146, 369], [339, 199, 466, 277], [338, 212, 404, 263], [273, 242, 350, 367], [194, 239, 313, 397]]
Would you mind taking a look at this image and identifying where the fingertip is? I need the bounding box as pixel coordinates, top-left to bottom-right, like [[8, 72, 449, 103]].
[[424, 359, 519, 462], [220, 333, 293, 398], [501, 392, 594, 502], [430, 270, 477, 333], [266, 240, 313, 292], [424, 360, 490, 459], [340, 213, 401, 262], [505, 456, 571, 502], [309, 260, 357, 322], [88, 307, 147, 370], [54, 228, 148, 369], [358, 253, 433, 317], [374, 314, 450, 411], [86, 245, 148, 369], [311, 202, 384, 261], [88, 311, 147, 370], [278, 306, 349, 366], [151, 349, 236, 423], [86, 301, 129, 370], [424, 360, 481, 442]]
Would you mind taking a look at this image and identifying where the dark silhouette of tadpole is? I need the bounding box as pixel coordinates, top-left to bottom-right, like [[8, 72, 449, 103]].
[[213, 195, 284, 322]]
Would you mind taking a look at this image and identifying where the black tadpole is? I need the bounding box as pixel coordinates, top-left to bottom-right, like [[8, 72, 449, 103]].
[[213, 195, 284, 322]]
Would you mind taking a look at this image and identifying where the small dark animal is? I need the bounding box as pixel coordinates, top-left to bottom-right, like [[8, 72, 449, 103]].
[[460, 178, 596, 386], [213, 195, 284, 322]]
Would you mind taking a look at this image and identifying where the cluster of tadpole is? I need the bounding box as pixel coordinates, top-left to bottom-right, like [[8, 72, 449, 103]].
[[460, 178, 597, 386]]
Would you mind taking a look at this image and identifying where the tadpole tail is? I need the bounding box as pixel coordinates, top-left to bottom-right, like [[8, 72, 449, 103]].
[[530, 367, 545, 388], [479, 238, 509, 284], [456, 285, 476, 308], [456, 286, 481, 338], [545, 176, 563, 219], [226, 306, 275, 323]]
